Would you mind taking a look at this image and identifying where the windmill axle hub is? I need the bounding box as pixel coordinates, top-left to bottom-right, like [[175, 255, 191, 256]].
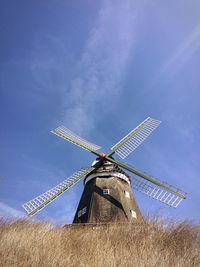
[[99, 153, 107, 160]]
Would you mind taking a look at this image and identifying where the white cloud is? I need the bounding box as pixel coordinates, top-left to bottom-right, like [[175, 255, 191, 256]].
[[151, 22, 200, 86], [62, 0, 139, 134], [0, 202, 25, 220]]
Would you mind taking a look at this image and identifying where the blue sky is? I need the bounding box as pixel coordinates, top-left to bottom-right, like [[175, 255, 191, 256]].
[[0, 0, 200, 225]]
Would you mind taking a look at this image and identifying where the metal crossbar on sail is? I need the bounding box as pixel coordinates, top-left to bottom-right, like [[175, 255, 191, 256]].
[[51, 126, 101, 152], [110, 117, 161, 159], [22, 167, 93, 216], [131, 174, 185, 208]]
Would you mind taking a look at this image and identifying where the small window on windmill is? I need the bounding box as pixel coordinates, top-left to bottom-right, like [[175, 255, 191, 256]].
[[130, 210, 137, 219], [78, 210, 82, 218], [78, 206, 87, 218], [103, 188, 110, 195], [124, 191, 130, 198]]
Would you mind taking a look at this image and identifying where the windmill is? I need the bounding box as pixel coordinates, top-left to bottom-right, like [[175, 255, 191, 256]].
[[22, 117, 187, 223]]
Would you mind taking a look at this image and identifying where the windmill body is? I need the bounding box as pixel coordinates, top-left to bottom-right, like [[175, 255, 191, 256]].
[[22, 117, 187, 223], [73, 160, 143, 223]]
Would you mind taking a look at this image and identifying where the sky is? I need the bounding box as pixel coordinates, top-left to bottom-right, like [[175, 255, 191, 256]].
[[0, 0, 200, 225]]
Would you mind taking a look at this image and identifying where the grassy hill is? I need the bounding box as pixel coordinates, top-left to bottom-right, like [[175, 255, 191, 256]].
[[0, 218, 199, 267]]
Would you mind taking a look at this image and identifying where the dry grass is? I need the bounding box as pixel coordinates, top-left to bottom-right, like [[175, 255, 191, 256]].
[[0, 218, 199, 267]]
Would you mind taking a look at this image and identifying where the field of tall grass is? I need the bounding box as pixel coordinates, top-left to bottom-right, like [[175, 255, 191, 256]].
[[0, 218, 199, 267]]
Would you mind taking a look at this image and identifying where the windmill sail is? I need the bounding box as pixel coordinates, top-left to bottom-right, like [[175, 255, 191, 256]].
[[109, 117, 161, 159], [106, 157, 186, 207], [51, 126, 101, 153], [130, 173, 185, 208], [22, 167, 93, 216]]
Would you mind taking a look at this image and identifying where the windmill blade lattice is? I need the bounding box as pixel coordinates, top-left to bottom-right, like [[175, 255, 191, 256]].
[[106, 157, 186, 207], [51, 126, 101, 153], [110, 117, 161, 159], [22, 167, 93, 216], [130, 174, 186, 208]]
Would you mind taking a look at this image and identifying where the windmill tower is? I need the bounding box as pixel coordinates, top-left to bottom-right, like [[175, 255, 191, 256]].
[[73, 160, 143, 223], [22, 117, 187, 224]]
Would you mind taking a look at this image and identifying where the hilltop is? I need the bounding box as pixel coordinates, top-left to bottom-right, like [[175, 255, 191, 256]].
[[0, 218, 199, 267]]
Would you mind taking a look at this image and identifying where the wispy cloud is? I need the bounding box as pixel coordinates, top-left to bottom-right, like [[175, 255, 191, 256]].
[[151, 22, 200, 86], [62, 0, 138, 134], [145, 22, 200, 148], [0, 202, 25, 220]]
